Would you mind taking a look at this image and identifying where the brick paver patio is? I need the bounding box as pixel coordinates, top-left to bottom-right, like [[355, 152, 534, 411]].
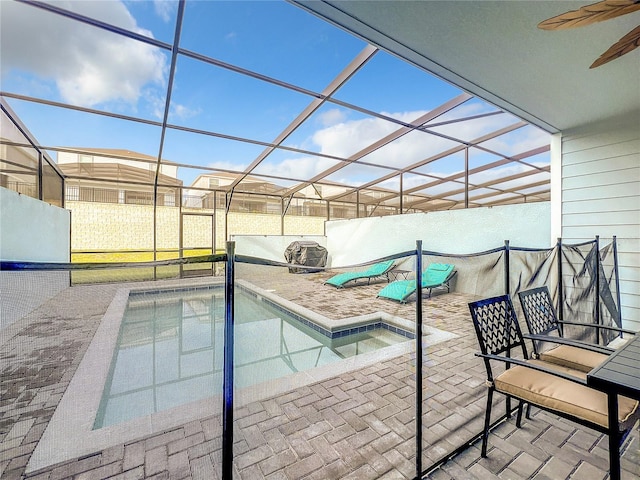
[[1, 265, 638, 479]]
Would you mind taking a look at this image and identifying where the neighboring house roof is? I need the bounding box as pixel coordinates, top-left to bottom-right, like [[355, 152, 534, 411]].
[[58, 162, 183, 187], [192, 171, 268, 184], [191, 172, 288, 195], [58, 147, 181, 169]]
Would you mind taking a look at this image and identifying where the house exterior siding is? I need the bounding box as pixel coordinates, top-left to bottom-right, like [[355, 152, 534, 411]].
[[561, 112, 640, 331]]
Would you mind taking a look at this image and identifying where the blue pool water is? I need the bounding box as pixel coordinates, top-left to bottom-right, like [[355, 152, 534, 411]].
[[94, 287, 410, 428]]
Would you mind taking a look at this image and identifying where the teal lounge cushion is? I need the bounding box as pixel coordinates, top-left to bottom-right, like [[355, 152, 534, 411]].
[[377, 263, 455, 302], [325, 260, 395, 287]]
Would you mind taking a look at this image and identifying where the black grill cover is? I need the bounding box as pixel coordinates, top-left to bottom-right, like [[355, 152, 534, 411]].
[[284, 241, 328, 273]]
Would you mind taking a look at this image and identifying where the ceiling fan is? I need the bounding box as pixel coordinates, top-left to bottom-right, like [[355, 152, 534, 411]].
[[538, 0, 640, 68]]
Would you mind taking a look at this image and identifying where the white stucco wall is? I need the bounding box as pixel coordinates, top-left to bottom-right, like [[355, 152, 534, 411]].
[[0, 188, 70, 262], [0, 188, 71, 329], [231, 235, 327, 263], [325, 202, 551, 267]]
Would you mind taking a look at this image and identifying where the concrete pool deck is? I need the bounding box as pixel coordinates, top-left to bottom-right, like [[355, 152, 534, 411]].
[[1, 265, 638, 479]]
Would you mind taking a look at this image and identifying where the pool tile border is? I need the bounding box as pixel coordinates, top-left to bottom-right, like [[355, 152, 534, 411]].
[[245, 289, 415, 340], [130, 282, 417, 340]]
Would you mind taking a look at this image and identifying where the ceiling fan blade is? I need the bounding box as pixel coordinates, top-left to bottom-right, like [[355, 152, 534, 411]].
[[538, 0, 640, 30], [590, 24, 640, 67]]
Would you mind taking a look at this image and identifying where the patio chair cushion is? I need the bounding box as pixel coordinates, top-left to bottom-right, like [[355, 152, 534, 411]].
[[606, 336, 631, 349], [494, 365, 639, 429], [538, 345, 608, 373], [527, 359, 587, 378]]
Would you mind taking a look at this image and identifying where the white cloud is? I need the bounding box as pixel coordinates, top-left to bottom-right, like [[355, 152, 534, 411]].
[[260, 105, 550, 188], [208, 160, 249, 172], [427, 103, 552, 156], [1, 1, 167, 109], [479, 127, 551, 156], [171, 103, 202, 121], [143, 89, 167, 120], [153, 0, 175, 23], [404, 163, 548, 198], [254, 155, 338, 180], [317, 108, 347, 127], [311, 111, 463, 171], [312, 116, 399, 159], [197, 104, 549, 194]]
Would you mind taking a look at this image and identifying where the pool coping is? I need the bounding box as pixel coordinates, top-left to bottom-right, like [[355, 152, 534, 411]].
[[238, 280, 418, 340], [27, 279, 457, 474]]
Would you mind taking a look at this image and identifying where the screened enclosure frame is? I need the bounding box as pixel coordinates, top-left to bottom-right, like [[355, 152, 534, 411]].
[[1, 0, 552, 262]]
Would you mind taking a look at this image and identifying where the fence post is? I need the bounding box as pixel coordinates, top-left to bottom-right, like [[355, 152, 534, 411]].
[[504, 240, 510, 295], [613, 236, 622, 331], [595, 235, 601, 344], [503, 239, 511, 418], [557, 238, 563, 323], [415, 240, 423, 478], [222, 241, 235, 479]]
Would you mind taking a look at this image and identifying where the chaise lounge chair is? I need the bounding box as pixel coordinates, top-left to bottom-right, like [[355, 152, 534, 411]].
[[376, 263, 455, 303], [324, 259, 395, 288]]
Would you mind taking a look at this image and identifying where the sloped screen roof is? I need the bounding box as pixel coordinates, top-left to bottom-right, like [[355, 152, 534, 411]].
[[0, 0, 550, 213]]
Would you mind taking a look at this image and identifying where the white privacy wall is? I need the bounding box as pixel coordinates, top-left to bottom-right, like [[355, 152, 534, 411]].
[[0, 188, 71, 329], [560, 112, 640, 331], [325, 202, 551, 267], [231, 235, 327, 262], [0, 188, 70, 262]]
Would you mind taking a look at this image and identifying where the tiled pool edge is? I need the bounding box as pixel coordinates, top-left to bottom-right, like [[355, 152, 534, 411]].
[[128, 279, 419, 340], [27, 279, 457, 474], [236, 280, 417, 340]]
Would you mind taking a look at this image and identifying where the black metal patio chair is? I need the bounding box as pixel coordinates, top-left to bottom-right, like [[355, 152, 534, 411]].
[[518, 286, 635, 373], [468, 294, 639, 462]]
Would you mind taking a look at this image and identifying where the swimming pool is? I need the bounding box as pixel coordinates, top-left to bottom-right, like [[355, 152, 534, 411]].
[[94, 286, 411, 428], [29, 280, 457, 472]]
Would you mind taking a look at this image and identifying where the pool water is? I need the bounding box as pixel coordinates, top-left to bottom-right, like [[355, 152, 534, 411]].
[[94, 287, 409, 428]]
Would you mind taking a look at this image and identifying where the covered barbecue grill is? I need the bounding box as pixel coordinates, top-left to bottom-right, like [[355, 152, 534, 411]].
[[284, 241, 328, 273]]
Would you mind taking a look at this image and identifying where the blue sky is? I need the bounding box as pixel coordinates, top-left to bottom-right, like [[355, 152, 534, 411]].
[[0, 0, 550, 191]]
